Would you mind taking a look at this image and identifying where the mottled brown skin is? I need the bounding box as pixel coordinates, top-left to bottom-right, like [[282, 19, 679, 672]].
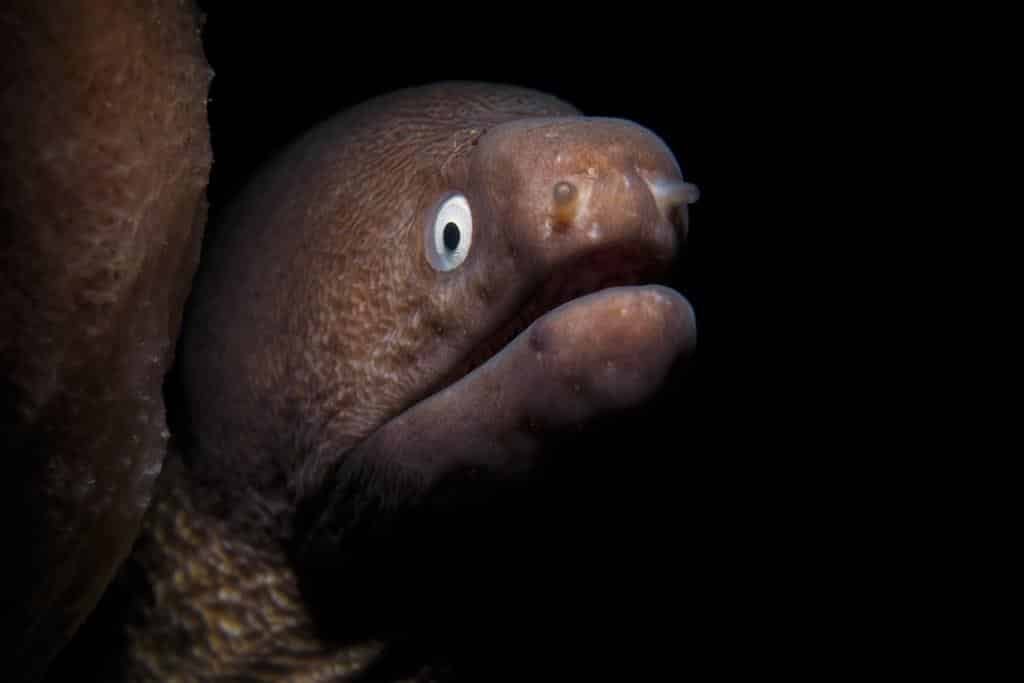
[[0, 1, 211, 679]]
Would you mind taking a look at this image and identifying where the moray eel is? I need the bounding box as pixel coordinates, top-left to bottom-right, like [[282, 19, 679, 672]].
[[3, 5, 698, 681], [108, 82, 696, 682]]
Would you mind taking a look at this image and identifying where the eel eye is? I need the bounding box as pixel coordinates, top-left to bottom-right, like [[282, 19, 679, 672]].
[[426, 193, 473, 272]]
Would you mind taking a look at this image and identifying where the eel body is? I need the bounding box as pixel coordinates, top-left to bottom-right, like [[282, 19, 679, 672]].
[[0, 2, 211, 679]]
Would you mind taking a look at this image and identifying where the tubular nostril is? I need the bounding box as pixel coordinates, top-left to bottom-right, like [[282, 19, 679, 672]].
[[551, 180, 579, 230], [553, 181, 577, 206], [644, 177, 699, 237]]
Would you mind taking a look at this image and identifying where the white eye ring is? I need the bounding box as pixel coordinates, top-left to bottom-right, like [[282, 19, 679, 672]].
[[426, 193, 473, 272]]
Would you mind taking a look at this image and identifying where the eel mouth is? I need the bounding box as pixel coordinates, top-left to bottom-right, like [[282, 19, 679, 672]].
[[436, 242, 675, 394]]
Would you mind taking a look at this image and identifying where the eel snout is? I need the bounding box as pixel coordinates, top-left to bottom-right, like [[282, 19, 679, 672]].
[[346, 115, 701, 483]]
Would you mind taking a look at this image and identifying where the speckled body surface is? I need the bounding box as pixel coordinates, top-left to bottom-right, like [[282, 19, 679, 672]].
[[58, 457, 401, 681]]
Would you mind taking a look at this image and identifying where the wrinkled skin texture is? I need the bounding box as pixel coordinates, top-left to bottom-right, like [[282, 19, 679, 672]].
[[2, 5, 698, 680], [0, 1, 211, 679]]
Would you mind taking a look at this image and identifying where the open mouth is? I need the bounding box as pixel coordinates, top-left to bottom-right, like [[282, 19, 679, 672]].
[[436, 243, 674, 393]]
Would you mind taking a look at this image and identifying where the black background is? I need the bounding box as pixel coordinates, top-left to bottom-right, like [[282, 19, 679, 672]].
[[192, 6, 828, 679]]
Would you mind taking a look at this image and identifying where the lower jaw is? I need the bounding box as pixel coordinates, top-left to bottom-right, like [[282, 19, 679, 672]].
[[437, 245, 670, 393]]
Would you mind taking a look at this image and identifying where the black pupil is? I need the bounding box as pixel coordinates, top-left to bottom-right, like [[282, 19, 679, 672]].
[[443, 222, 460, 251]]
